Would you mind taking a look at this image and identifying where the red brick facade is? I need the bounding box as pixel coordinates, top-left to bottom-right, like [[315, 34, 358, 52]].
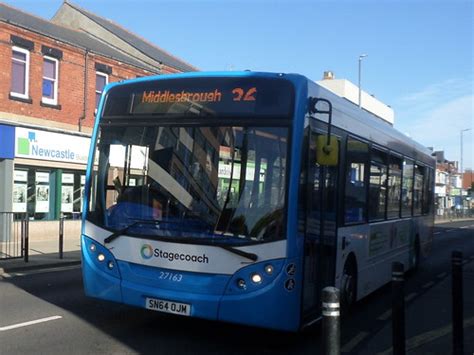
[[0, 21, 176, 132]]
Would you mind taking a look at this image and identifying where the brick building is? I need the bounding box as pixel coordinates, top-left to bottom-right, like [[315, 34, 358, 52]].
[[0, 2, 196, 240]]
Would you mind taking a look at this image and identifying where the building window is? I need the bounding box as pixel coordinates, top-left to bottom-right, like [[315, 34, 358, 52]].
[[96, 72, 108, 110], [42, 56, 59, 105], [11, 46, 30, 99]]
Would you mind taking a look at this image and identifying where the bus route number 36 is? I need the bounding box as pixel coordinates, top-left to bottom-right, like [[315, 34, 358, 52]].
[[159, 271, 183, 282], [232, 87, 257, 101]]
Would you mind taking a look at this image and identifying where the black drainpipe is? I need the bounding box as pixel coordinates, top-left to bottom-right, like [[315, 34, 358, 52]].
[[79, 49, 89, 132]]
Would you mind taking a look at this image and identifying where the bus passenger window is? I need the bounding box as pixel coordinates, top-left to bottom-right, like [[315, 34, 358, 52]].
[[369, 149, 388, 221], [422, 168, 434, 215], [401, 159, 414, 217], [387, 155, 402, 219], [344, 138, 369, 224], [413, 164, 424, 216]]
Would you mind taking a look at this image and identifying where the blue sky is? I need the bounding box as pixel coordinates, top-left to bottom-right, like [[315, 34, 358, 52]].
[[4, 0, 473, 169]]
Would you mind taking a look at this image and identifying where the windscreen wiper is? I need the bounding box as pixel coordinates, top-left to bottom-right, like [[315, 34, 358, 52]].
[[104, 220, 257, 262], [104, 219, 160, 244], [219, 245, 258, 262]]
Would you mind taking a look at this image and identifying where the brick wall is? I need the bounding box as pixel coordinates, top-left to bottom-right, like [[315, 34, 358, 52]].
[[0, 22, 159, 131]]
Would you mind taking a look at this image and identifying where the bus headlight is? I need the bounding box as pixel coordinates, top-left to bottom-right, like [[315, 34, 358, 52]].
[[225, 259, 285, 295], [251, 273, 262, 284], [82, 235, 121, 279]]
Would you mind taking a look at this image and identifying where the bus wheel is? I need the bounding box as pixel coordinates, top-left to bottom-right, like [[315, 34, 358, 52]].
[[341, 257, 357, 313]]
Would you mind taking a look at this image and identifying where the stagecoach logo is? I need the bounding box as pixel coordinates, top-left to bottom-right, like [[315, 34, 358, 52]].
[[141, 244, 154, 259], [139, 244, 209, 264]]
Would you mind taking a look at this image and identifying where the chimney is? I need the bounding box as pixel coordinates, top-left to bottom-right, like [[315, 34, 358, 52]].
[[323, 71, 334, 80]]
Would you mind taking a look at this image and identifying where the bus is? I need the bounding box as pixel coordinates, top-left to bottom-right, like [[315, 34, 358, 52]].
[[82, 71, 435, 332]]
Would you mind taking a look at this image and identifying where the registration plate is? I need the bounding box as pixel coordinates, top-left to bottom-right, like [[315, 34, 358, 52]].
[[145, 297, 191, 316]]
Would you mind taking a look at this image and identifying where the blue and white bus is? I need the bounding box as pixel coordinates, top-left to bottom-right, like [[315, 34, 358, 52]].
[[82, 71, 434, 331]]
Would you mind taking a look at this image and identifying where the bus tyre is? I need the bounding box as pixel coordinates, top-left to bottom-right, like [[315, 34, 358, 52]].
[[341, 258, 357, 313]]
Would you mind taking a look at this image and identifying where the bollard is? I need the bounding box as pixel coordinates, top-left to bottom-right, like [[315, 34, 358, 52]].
[[452, 251, 463, 355], [392, 262, 405, 355], [22, 216, 29, 263], [322, 286, 341, 355], [59, 215, 64, 259]]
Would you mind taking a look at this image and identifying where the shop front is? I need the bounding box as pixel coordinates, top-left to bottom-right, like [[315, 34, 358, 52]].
[[0, 123, 92, 242]]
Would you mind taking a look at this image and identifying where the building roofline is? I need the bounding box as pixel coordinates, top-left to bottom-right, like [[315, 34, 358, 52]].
[[62, 1, 199, 72]]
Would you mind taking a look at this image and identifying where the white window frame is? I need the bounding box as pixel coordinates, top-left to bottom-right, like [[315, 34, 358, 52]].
[[11, 46, 30, 99], [95, 71, 109, 111], [42, 56, 59, 105]]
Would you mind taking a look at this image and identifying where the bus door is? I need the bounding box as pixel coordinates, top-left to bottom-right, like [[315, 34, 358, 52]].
[[302, 127, 339, 321]]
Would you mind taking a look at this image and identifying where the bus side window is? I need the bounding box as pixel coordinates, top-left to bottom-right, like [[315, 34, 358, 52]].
[[344, 137, 369, 224], [402, 159, 414, 217], [413, 164, 424, 216], [387, 155, 402, 219], [422, 167, 434, 215], [368, 149, 388, 221]]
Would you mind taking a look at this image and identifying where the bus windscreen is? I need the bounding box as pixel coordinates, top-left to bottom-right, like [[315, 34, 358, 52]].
[[102, 77, 294, 118]]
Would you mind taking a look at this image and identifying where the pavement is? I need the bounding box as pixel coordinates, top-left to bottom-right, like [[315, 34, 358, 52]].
[[0, 237, 81, 275]]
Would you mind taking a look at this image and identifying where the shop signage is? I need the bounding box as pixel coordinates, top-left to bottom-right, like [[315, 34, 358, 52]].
[[15, 127, 91, 164], [0, 124, 15, 159]]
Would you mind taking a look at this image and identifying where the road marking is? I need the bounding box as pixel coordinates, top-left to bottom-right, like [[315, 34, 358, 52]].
[[433, 232, 441, 235], [377, 309, 392, 321], [460, 226, 469, 229], [341, 331, 369, 353], [0, 316, 62, 332], [377, 316, 474, 354], [404, 292, 417, 302], [436, 272, 447, 279], [422, 281, 435, 289], [446, 229, 455, 233]]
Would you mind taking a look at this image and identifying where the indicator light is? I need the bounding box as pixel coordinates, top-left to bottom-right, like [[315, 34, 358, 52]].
[[97, 253, 105, 262], [237, 278, 246, 289], [264, 264, 274, 275]]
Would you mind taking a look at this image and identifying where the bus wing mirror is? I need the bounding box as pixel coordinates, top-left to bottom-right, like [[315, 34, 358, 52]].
[[316, 135, 339, 166]]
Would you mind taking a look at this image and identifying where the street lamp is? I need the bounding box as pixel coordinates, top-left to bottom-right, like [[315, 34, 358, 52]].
[[358, 54, 368, 108]]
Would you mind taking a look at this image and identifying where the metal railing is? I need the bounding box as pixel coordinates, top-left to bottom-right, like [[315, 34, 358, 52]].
[[435, 208, 474, 221], [0, 212, 28, 260]]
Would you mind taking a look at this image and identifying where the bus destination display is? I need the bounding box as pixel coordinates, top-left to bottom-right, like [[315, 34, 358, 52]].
[[103, 77, 294, 118]]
